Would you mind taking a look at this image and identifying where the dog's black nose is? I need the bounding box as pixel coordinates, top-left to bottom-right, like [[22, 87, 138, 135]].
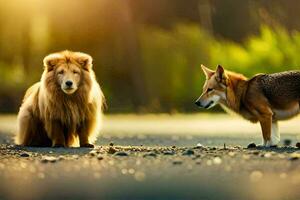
[[66, 81, 73, 87], [195, 101, 202, 107]]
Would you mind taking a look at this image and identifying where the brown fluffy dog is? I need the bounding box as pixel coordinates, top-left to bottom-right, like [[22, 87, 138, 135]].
[[16, 50, 104, 147]]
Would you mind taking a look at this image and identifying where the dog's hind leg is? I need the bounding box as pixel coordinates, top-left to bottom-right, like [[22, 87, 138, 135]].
[[16, 109, 34, 146], [270, 121, 280, 146]]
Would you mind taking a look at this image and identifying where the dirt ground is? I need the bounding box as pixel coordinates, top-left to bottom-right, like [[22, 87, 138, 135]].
[[0, 114, 300, 200]]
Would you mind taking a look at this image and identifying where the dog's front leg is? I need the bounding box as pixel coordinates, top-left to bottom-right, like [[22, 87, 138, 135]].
[[271, 121, 280, 146], [78, 120, 95, 148], [46, 121, 66, 147], [259, 115, 273, 147]]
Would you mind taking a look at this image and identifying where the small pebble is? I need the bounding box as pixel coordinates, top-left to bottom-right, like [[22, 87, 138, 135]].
[[89, 151, 97, 156], [234, 145, 242, 149], [194, 143, 204, 149], [163, 151, 175, 155], [263, 153, 272, 158], [109, 142, 114, 146], [289, 153, 300, 161], [97, 155, 104, 160], [247, 143, 256, 149], [182, 149, 194, 156], [114, 152, 128, 156], [20, 152, 30, 157], [41, 156, 58, 163], [172, 159, 183, 165], [296, 142, 300, 148], [143, 152, 157, 157], [108, 147, 116, 154], [53, 156, 63, 161]]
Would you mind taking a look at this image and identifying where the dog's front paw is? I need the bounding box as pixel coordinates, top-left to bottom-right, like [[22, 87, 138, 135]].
[[261, 140, 278, 148], [80, 143, 95, 148]]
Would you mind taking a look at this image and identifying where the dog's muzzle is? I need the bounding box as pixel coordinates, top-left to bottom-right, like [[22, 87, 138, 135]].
[[195, 101, 202, 107], [195, 100, 213, 109]]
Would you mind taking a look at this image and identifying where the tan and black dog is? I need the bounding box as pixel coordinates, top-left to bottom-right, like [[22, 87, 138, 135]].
[[195, 65, 300, 147]]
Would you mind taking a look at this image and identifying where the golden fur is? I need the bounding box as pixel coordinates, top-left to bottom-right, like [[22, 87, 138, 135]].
[[16, 50, 104, 147]]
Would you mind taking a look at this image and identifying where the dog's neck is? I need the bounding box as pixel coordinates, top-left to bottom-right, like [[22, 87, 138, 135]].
[[224, 72, 248, 112]]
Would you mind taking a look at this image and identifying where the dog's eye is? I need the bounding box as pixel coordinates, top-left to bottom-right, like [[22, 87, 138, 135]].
[[58, 70, 64, 75], [207, 88, 214, 92], [73, 71, 80, 74]]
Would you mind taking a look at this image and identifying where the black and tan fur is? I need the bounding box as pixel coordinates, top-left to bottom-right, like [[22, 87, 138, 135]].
[[195, 65, 300, 147]]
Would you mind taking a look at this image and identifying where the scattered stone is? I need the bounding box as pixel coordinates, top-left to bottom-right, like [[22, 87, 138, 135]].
[[172, 145, 176, 149], [41, 156, 58, 163], [114, 151, 128, 156], [296, 142, 300, 148], [89, 151, 98, 156], [289, 153, 300, 161], [163, 151, 175, 155], [182, 149, 194, 156], [20, 152, 30, 157], [58, 156, 65, 161], [283, 139, 292, 146], [109, 142, 114, 146], [263, 153, 272, 158], [97, 155, 104, 160], [247, 143, 256, 149], [108, 147, 116, 154], [194, 143, 204, 149], [234, 145, 242, 149], [143, 152, 157, 157], [172, 159, 183, 165]]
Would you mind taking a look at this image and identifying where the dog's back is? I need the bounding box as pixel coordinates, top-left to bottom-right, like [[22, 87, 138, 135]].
[[257, 71, 300, 106]]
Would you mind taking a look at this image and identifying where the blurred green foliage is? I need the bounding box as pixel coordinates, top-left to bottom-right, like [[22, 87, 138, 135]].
[[137, 24, 300, 112], [2, 23, 300, 112], [3, 0, 300, 113]]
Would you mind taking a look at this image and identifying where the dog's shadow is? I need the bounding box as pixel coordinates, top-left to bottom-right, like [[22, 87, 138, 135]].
[[249, 146, 300, 153]]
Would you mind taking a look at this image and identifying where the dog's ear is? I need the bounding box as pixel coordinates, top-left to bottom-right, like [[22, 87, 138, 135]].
[[201, 64, 214, 78], [43, 53, 62, 72], [74, 52, 93, 71], [216, 65, 228, 85]]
